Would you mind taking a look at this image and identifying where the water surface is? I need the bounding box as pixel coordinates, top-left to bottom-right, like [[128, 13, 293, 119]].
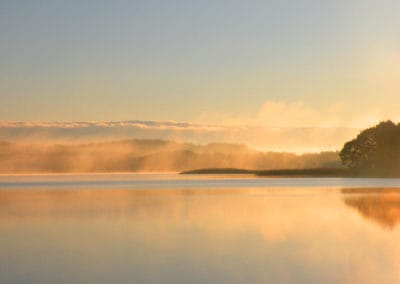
[[1, 174, 400, 283]]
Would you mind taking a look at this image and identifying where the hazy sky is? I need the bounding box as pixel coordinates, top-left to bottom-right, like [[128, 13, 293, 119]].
[[1, 0, 399, 127]]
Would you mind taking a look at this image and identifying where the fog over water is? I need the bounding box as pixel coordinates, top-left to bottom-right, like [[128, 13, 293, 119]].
[[0, 139, 341, 173]]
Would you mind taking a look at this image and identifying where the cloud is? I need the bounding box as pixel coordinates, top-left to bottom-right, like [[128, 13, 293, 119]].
[[257, 100, 397, 128], [1, 97, 395, 152], [258, 101, 321, 127], [0, 119, 359, 153], [0, 120, 223, 131], [196, 99, 398, 129]]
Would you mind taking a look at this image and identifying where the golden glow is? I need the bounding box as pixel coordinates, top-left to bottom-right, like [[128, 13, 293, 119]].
[[1, 187, 400, 282]]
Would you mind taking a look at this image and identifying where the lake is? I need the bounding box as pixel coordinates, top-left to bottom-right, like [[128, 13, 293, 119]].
[[1, 174, 400, 283]]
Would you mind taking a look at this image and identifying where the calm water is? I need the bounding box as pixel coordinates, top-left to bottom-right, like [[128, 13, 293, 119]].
[[1, 174, 400, 283]]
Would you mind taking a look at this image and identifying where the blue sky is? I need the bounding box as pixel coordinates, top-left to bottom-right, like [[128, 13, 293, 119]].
[[1, 0, 399, 126]]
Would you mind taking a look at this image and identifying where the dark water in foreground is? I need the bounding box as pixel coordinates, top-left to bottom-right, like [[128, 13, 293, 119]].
[[1, 174, 400, 284]]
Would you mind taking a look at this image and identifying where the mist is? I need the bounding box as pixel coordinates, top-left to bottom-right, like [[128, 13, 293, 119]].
[[0, 121, 358, 153], [0, 139, 341, 173]]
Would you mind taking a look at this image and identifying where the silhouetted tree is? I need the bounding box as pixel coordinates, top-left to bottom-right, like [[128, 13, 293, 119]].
[[340, 121, 400, 175]]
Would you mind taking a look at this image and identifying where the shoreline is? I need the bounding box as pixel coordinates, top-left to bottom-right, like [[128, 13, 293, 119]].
[[180, 168, 400, 178], [180, 168, 348, 177]]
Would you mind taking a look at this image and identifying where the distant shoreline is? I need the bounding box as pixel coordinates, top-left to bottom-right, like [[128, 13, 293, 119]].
[[181, 168, 349, 177], [180, 168, 400, 178]]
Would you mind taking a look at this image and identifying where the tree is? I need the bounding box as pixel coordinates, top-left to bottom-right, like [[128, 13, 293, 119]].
[[339, 121, 400, 175]]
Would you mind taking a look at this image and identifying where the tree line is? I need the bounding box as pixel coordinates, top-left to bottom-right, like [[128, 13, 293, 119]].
[[340, 121, 400, 176]]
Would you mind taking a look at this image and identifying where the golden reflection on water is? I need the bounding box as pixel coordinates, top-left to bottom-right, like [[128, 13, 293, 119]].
[[342, 188, 400, 229], [1, 187, 400, 284]]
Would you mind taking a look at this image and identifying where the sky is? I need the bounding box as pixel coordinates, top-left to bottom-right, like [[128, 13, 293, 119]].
[[1, 1, 399, 150]]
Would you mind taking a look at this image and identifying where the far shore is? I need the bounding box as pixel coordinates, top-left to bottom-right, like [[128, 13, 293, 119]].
[[181, 168, 349, 177], [180, 168, 400, 178]]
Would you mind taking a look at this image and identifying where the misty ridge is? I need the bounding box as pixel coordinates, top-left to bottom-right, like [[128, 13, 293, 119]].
[[0, 139, 340, 173]]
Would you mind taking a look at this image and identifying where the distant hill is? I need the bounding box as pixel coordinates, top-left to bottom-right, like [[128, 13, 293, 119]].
[[0, 139, 341, 173]]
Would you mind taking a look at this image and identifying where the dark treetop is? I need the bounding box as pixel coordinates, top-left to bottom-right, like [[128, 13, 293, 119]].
[[340, 121, 400, 176]]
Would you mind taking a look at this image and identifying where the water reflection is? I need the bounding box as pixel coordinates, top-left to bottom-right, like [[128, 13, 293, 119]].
[[1, 187, 400, 284], [342, 188, 400, 229]]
